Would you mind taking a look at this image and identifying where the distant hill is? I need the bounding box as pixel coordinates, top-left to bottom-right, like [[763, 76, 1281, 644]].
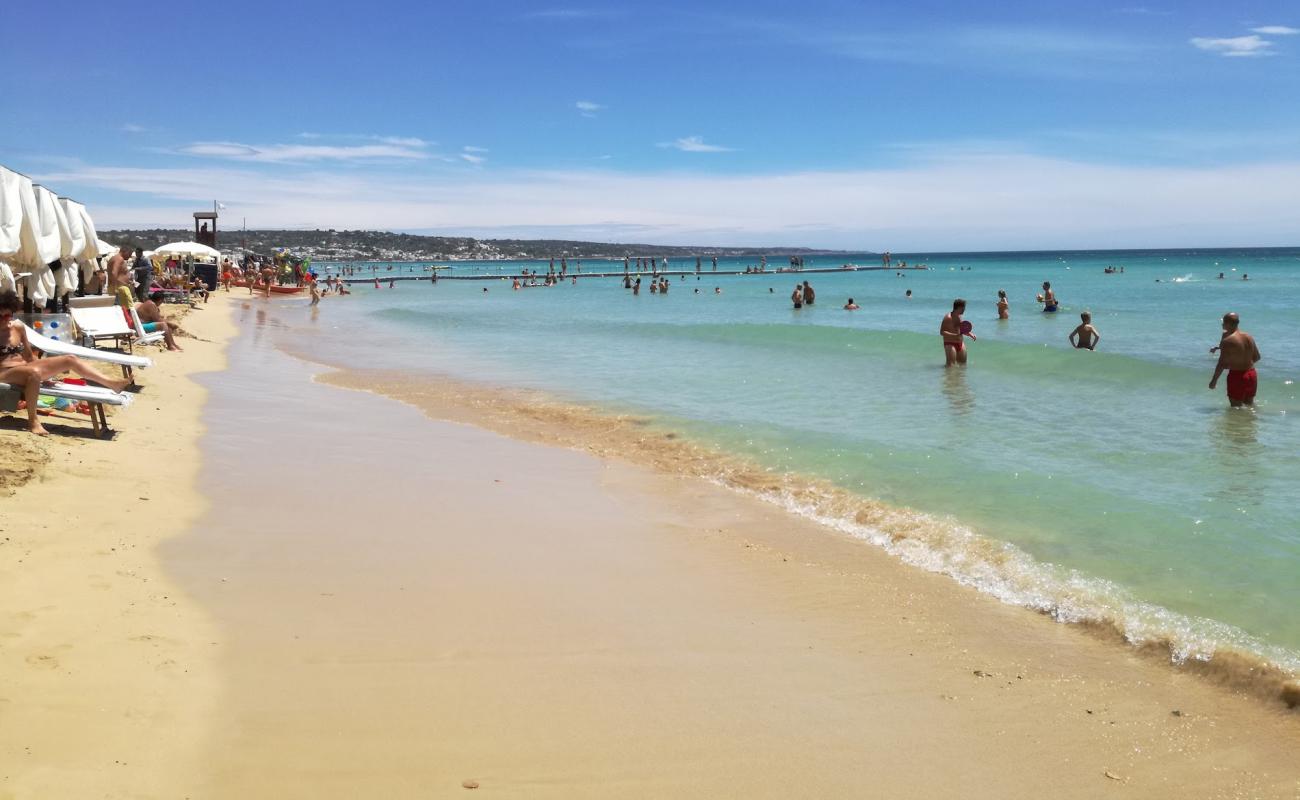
[[96, 228, 852, 262]]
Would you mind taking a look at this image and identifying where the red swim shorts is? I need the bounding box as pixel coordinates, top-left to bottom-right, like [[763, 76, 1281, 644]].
[[1226, 369, 1257, 402], [945, 339, 963, 352]]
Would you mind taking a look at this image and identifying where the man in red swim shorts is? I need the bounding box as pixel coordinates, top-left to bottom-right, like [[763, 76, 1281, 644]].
[[1208, 312, 1261, 407]]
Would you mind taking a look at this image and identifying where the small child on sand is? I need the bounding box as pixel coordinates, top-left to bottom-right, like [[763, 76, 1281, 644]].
[[1069, 312, 1100, 351]]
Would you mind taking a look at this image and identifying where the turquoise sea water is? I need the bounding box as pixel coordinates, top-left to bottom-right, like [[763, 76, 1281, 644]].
[[302, 249, 1300, 678]]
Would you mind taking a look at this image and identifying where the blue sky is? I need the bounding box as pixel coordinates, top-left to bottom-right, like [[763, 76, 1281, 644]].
[[4, 0, 1299, 249]]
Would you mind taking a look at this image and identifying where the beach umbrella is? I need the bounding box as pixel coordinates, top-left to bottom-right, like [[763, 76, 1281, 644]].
[[154, 241, 219, 261], [49, 194, 76, 298], [16, 184, 61, 304], [0, 165, 23, 263], [0, 166, 21, 291]]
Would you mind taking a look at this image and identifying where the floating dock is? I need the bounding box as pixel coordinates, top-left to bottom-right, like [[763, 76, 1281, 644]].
[[333, 266, 928, 284]]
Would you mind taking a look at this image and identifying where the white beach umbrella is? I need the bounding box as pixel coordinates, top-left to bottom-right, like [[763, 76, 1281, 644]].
[[18, 184, 61, 304], [50, 195, 76, 298], [0, 167, 18, 291], [60, 198, 98, 284], [154, 241, 219, 261], [96, 237, 117, 257], [0, 165, 23, 263]]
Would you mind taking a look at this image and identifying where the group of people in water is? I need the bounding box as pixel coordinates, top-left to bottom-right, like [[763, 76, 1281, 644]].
[[937, 282, 1261, 408]]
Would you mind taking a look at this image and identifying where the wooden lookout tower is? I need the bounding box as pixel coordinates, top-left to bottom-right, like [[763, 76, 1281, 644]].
[[193, 210, 218, 248]]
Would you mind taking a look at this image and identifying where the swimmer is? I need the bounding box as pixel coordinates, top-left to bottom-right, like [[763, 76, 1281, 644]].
[[905, 289, 912, 299], [844, 298, 859, 310], [940, 298, 975, 366], [1209, 312, 1261, 407], [1040, 281, 1058, 313], [715, 287, 721, 294], [1068, 312, 1100, 351], [996, 289, 1009, 320]]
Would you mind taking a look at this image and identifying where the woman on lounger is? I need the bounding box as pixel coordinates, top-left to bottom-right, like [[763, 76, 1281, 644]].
[[0, 290, 131, 436]]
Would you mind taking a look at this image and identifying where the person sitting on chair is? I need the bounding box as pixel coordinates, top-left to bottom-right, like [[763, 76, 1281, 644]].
[[135, 291, 184, 351], [0, 289, 132, 436]]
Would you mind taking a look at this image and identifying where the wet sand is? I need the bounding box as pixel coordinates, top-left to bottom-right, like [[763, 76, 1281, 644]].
[[164, 300, 1300, 798]]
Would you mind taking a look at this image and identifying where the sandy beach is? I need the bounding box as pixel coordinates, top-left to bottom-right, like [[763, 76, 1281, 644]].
[[2, 294, 1298, 798], [0, 295, 233, 797]]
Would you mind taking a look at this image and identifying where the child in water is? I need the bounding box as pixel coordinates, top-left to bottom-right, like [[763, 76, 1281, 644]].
[[1069, 312, 1100, 350]]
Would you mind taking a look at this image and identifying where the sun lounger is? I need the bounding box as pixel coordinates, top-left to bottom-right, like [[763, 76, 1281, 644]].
[[127, 306, 166, 348], [0, 379, 132, 438], [68, 295, 135, 348], [22, 323, 151, 369]]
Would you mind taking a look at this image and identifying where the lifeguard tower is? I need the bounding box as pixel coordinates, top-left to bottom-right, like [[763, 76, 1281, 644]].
[[193, 210, 218, 248]]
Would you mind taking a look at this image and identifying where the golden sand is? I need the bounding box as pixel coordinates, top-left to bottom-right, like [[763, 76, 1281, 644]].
[[0, 294, 235, 797]]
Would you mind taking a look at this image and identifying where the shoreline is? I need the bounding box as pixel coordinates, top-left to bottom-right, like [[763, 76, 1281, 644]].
[[315, 366, 1300, 709], [168, 314, 1300, 796], [0, 294, 237, 797], [3, 292, 1298, 796]]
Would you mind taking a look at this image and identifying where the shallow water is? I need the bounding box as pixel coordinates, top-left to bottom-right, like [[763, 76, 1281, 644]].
[[297, 248, 1300, 678]]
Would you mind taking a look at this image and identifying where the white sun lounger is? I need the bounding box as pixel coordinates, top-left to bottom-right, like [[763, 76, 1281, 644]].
[[128, 306, 166, 348], [0, 380, 132, 438], [69, 300, 135, 343], [22, 323, 152, 369]]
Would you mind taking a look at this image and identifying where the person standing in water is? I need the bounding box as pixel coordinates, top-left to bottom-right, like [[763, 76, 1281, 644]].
[[802, 281, 815, 306], [997, 289, 1009, 319], [1040, 281, 1058, 313], [940, 298, 975, 366], [791, 284, 803, 309], [1209, 312, 1261, 407], [1068, 312, 1100, 350]]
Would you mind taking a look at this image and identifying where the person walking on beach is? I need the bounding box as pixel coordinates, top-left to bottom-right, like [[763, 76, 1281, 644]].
[[802, 281, 815, 306], [997, 289, 1009, 319], [791, 284, 804, 309], [1209, 312, 1261, 407], [1068, 312, 1100, 350], [940, 298, 975, 366]]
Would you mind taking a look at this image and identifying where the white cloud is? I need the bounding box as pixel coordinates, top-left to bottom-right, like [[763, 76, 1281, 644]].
[[463, 145, 489, 153], [576, 100, 605, 117], [40, 154, 1300, 250], [1190, 35, 1275, 57], [1251, 26, 1299, 35], [178, 140, 429, 163], [296, 132, 429, 147], [658, 136, 734, 153], [523, 8, 614, 19], [460, 153, 486, 165], [120, 123, 146, 133], [376, 136, 430, 147]]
